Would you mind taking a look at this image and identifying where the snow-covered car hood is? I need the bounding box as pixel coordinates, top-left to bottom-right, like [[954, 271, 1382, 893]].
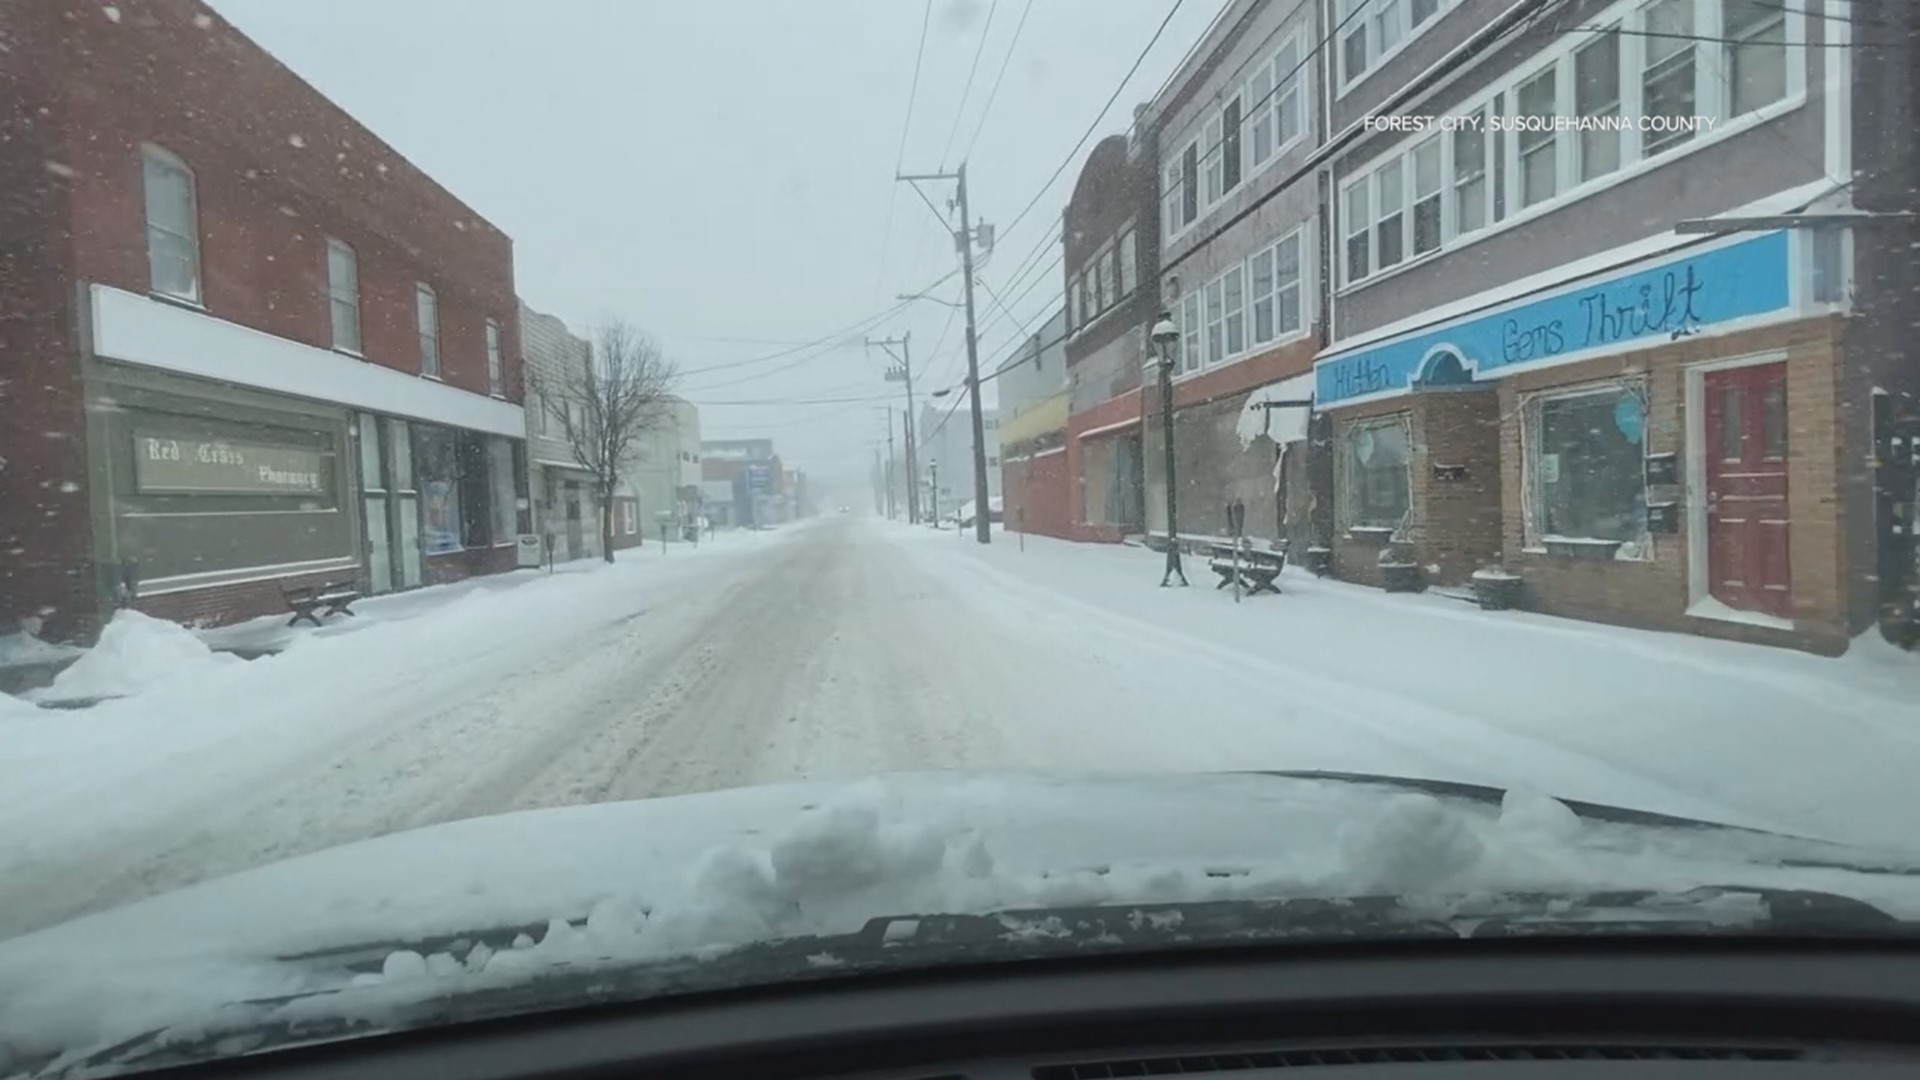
[[4, 770, 1919, 1076]]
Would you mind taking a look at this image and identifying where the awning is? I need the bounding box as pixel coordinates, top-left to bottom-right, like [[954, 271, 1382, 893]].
[[1235, 373, 1314, 450]]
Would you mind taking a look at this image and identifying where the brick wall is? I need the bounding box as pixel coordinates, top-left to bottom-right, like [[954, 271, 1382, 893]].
[[133, 566, 347, 628], [53, 0, 521, 401], [1412, 388, 1505, 585], [1004, 450, 1071, 540], [0, 3, 96, 641], [1492, 315, 1849, 653], [424, 545, 517, 587]]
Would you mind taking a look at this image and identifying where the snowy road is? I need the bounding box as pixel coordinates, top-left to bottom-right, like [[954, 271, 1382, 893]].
[[3, 516, 1917, 940]]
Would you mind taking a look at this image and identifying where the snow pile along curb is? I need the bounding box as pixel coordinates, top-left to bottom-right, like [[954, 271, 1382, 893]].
[[30, 611, 240, 705]]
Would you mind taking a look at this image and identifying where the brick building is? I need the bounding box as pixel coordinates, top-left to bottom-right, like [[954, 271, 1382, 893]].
[[0, 0, 526, 641], [1060, 132, 1156, 543], [1310, 0, 1867, 652], [1138, 0, 1325, 554], [995, 307, 1072, 539]]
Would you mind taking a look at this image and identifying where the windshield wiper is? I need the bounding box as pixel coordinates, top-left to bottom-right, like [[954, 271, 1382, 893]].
[[39, 887, 1909, 1080]]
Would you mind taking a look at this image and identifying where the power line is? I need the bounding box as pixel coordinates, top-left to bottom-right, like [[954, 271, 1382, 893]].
[[679, 267, 958, 387], [875, 0, 937, 305], [1569, 24, 1889, 46], [941, 0, 1001, 167], [959, 0, 1036, 164], [995, 0, 1188, 244]]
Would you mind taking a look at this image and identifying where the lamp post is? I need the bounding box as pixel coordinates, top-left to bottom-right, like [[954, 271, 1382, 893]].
[[1150, 313, 1187, 587]]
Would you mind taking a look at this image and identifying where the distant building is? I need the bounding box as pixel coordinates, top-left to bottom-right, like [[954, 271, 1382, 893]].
[[996, 307, 1071, 538], [630, 397, 702, 542], [520, 303, 604, 562], [916, 403, 1000, 522], [701, 439, 787, 526]]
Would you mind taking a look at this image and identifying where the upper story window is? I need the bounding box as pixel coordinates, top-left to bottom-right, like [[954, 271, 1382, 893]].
[[486, 320, 505, 396], [1338, 0, 1457, 93], [141, 146, 201, 303], [326, 239, 361, 353], [1094, 249, 1113, 312], [1339, 0, 1806, 290], [529, 390, 549, 435], [1175, 227, 1308, 379], [1165, 31, 1306, 244], [1118, 229, 1138, 297], [416, 283, 441, 377]]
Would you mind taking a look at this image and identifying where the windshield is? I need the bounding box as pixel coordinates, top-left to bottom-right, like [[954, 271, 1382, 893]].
[[3, 0, 1919, 1074]]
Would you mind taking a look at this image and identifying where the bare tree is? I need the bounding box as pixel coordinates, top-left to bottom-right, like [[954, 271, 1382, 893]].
[[538, 320, 679, 562]]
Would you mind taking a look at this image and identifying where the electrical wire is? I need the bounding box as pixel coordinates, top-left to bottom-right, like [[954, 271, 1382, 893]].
[[958, 0, 1036, 164], [874, 0, 937, 305], [941, 0, 1001, 167]]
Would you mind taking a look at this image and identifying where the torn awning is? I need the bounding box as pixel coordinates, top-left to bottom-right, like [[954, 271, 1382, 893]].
[[1235, 373, 1315, 450]]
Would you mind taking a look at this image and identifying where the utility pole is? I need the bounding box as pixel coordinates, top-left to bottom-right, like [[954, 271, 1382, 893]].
[[897, 164, 994, 543], [884, 406, 897, 520], [869, 332, 918, 523]]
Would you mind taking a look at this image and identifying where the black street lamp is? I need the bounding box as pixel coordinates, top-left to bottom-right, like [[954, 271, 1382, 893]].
[[1150, 313, 1187, 587]]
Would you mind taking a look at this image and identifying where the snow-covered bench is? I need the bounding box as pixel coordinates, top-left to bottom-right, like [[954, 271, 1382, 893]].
[[1204, 541, 1287, 597], [282, 580, 360, 628]]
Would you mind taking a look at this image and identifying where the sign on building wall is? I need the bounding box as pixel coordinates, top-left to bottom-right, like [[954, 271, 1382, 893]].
[[1314, 231, 1793, 408], [134, 433, 328, 495]]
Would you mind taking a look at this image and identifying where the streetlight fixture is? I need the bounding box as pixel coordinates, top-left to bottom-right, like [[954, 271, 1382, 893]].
[[1150, 313, 1187, 587], [897, 292, 965, 310]]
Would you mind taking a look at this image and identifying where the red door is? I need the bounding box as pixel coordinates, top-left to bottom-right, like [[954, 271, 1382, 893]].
[[1703, 363, 1791, 617]]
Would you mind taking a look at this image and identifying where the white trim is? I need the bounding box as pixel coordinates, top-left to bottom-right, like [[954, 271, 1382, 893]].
[[121, 508, 341, 519], [1029, 444, 1067, 460], [90, 285, 526, 439], [1075, 416, 1142, 441], [1335, 0, 1811, 295], [1335, 0, 1462, 100], [533, 457, 592, 472], [1822, 0, 1850, 183], [1686, 596, 1794, 631], [1682, 348, 1792, 618], [137, 555, 360, 595]]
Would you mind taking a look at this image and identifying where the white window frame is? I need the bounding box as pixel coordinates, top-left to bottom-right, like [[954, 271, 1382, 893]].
[[1168, 30, 1309, 245], [416, 283, 441, 378], [1519, 378, 1652, 552], [1336, 0, 1461, 97], [621, 499, 638, 535], [1203, 113, 1226, 206], [486, 319, 504, 397], [529, 390, 548, 436], [325, 238, 361, 354], [1335, 0, 1806, 293], [1118, 229, 1138, 297], [1180, 291, 1203, 373], [1410, 136, 1443, 256], [141, 145, 201, 304], [1094, 249, 1113, 313], [1339, 413, 1413, 531]]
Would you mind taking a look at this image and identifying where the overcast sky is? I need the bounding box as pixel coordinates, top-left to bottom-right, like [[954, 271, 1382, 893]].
[[209, 0, 1228, 501]]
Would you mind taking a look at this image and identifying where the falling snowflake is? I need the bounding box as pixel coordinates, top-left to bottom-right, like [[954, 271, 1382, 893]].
[[101, 5, 120, 23], [59, 481, 81, 494], [288, 134, 306, 149], [43, 161, 75, 178], [193, 13, 213, 29]]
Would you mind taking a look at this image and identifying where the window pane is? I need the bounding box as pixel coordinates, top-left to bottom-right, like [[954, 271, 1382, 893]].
[[1345, 419, 1410, 528], [1204, 116, 1224, 203], [1453, 120, 1486, 234], [1518, 68, 1557, 206], [148, 234, 199, 299], [415, 425, 464, 553], [486, 322, 503, 394], [1251, 247, 1274, 342], [1342, 25, 1368, 84], [1412, 140, 1442, 255], [1347, 232, 1370, 282], [489, 437, 517, 543], [1182, 293, 1202, 372], [1276, 235, 1302, 334], [1222, 97, 1242, 190], [1182, 143, 1199, 221], [1344, 183, 1371, 281], [357, 413, 384, 491], [332, 298, 361, 353], [1377, 212, 1404, 268], [1575, 33, 1621, 181], [1205, 279, 1224, 364], [1643, 0, 1697, 155], [1536, 390, 1647, 542], [1411, 0, 1440, 24], [1726, 1, 1787, 114], [142, 157, 194, 234], [1224, 265, 1245, 355], [418, 287, 439, 374], [1761, 377, 1788, 457], [1249, 66, 1274, 165], [1719, 384, 1744, 460], [1376, 159, 1403, 213]]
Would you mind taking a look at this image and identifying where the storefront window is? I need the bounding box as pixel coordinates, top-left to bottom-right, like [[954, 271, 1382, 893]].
[[1529, 384, 1648, 544], [1341, 417, 1411, 530], [489, 437, 517, 543], [414, 425, 464, 554]]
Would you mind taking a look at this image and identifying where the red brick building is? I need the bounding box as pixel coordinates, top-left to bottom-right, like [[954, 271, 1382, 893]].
[[0, 0, 526, 641]]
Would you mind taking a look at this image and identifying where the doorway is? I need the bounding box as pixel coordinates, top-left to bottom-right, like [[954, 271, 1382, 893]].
[[1701, 361, 1791, 618]]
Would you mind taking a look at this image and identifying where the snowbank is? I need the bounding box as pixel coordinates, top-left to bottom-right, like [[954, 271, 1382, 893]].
[[0, 693, 41, 720], [30, 610, 241, 704]]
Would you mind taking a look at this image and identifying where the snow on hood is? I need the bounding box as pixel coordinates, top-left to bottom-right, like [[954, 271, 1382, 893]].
[[2, 771, 1917, 1067]]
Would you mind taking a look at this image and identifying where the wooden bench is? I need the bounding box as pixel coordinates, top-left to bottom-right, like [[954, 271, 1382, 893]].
[[1205, 541, 1288, 597], [283, 580, 361, 627]]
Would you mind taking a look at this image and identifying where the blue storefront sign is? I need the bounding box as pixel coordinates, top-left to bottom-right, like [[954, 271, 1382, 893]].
[[746, 463, 772, 492], [1315, 231, 1792, 408]]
